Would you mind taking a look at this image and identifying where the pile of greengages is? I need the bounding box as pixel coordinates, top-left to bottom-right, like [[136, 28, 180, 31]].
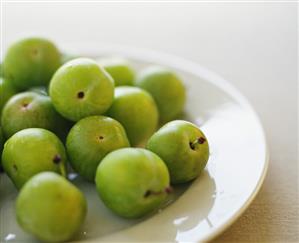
[[0, 38, 209, 242]]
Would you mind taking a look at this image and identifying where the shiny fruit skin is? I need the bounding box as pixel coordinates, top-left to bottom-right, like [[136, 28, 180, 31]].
[[49, 58, 114, 121], [2, 128, 67, 189], [3, 37, 61, 90], [16, 172, 87, 242], [136, 66, 186, 123], [147, 120, 209, 184], [107, 86, 159, 146], [1, 91, 68, 139], [95, 148, 170, 218], [66, 116, 130, 181]]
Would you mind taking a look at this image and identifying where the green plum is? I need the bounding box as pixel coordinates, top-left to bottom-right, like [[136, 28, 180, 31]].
[[95, 148, 171, 218], [2, 128, 67, 189], [2, 37, 61, 90], [147, 120, 209, 184], [98, 57, 135, 86], [0, 77, 17, 113], [107, 87, 159, 146], [135, 66, 186, 123], [16, 172, 86, 242], [66, 116, 130, 181], [49, 58, 114, 121], [1, 91, 69, 138]]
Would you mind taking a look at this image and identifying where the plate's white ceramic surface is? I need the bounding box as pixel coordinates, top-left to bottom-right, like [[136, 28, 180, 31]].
[[0, 44, 268, 242]]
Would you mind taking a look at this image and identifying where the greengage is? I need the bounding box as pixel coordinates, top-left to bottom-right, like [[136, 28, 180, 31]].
[[49, 58, 114, 121], [147, 120, 209, 184], [2, 128, 67, 189], [107, 87, 159, 146], [136, 66, 186, 123], [95, 148, 171, 218], [66, 116, 130, 181]]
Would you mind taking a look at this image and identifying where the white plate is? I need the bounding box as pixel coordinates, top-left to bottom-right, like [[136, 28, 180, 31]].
[[0, 44, 269, 242]]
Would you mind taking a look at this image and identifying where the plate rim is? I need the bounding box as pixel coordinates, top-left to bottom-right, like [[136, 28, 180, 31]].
[[63, 42, 270, 242]]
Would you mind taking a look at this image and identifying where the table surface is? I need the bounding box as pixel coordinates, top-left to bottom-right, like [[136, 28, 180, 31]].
[[2, 2, 298, 242]]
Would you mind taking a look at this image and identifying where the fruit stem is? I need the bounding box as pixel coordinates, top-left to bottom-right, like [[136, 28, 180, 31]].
[[59, 163, 67, 178], [190, 137, 206, 150]]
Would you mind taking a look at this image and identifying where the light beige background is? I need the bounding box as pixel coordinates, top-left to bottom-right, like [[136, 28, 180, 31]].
[[2, 2, 298, 242]]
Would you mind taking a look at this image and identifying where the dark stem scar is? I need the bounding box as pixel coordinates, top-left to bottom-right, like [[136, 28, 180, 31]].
[[190, 137, 206, 150], [165, 186, 173, 194], [21, 103, 29, 110], [77, 91, 85, 99], [53, 155, 62, 164], [189, 142, 195, 150], [13, 164, 18, 172], [32, 49, 39, 55], [144, 187, 173, 198], [144, 190, 152, 198], [198, 137, 206, 144]]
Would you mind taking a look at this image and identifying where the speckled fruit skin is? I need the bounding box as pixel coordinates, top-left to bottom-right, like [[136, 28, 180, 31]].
[[2, 128, 67, 189], [1, 91, 69, 139], [107, 87, 159, 146], [146, 120, 209, 184], [49, 58, 114, 121], [95, 148, 170, 218], [66, 116, 130, 181], [0, 77, 17, 113], [16, 172, 86, 242], [2, 38, 61, 90], [136, 66, 186, 123], [98, 57, 135, 86]]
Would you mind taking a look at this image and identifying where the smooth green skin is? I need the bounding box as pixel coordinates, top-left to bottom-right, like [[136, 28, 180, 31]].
[[107, 87, 159, 146], [98, 57, 135, 86], [136, 66, 186, 123], [2, 128, 67, 189], [49, 58, 114, 121], [16, 172, 87, 242], [146, 120, 209, 184], [1, 91, 69, 139], [0, 77, 17, 114], [95, 148, 170, 218], [66, 116, 130, 181], [2, 38, 61, 90]]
